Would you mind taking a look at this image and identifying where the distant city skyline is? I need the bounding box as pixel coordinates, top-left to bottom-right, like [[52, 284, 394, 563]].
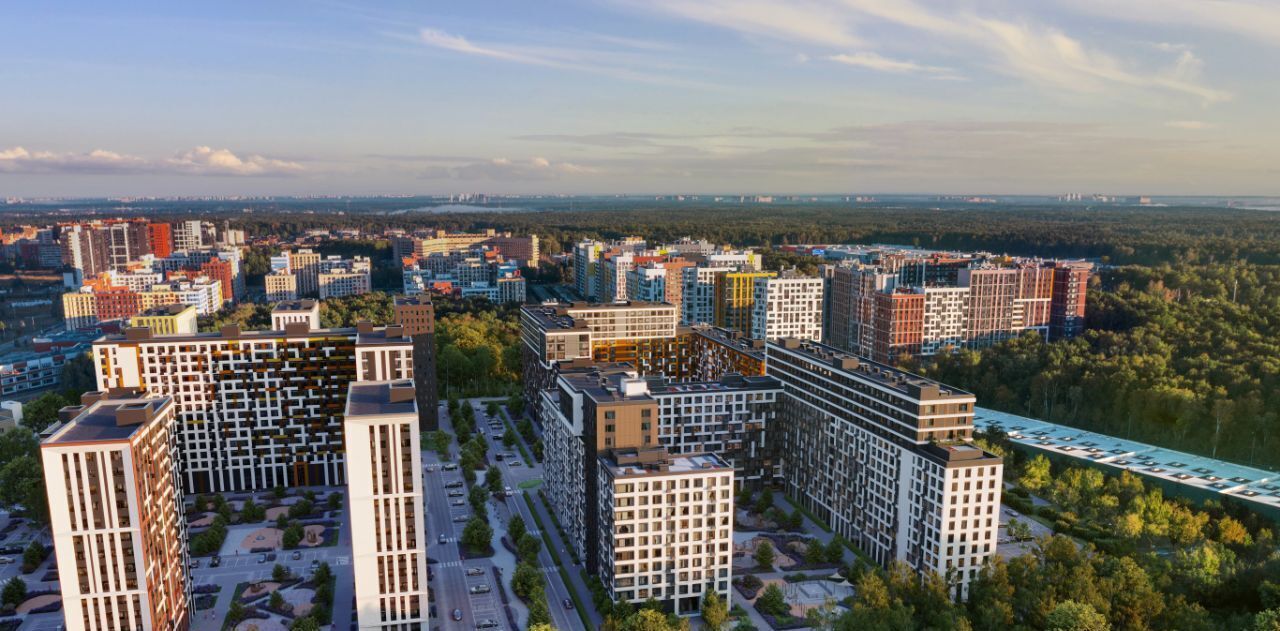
[[2, 1, 1279, 196]]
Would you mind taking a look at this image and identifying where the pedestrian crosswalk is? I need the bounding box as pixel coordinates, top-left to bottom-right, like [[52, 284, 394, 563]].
[[437, 560, 463, 568]]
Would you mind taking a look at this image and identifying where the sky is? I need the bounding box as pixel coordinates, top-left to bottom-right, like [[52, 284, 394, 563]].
[[2, 0, 1279, 197]]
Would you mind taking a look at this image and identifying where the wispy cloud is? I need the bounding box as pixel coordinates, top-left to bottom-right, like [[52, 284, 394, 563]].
[[1060, 0, 1280, 48], [632, 0, 1230, 104], [420, 157, 597, 181], [0, 146, 303, 176], [1165, 120, 1214, 130], [411, 26, 712, 88], [827, 52, 959, 79]]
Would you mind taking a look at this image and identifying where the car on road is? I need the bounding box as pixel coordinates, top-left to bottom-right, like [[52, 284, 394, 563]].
[[443, 464, 458, 471], [439, 534, 447, 544], [494, 453, 504, 462], [448, 491, 465, 497], [509, 461, 523, 467], [504, 486, 513, 497], [453, 515, 469, 523], [452, 608, 463, 621], [563, 598, 574, 610], [465, 567, 485, 576], [292, 551, 302, 560], [469, 584, 491, 594]]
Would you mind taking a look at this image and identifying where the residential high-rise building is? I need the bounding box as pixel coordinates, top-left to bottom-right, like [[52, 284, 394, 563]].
[[767, 338, 1002, 598], [270, 299, 321, 329], [344, 380, 429, 631], [42, 390, 190, 631], [393, 296, 439, 431], [93, 307, 414, 492], [61, 224, 109, 279], [749, 274, 824, 341], [572, 240, 604, 299], [289, 249, 322, 297], [715, 271, 775, 333], [597, 448, 734, 614], [265, 271, 299, 302], [824, 249, 1092, 362], [171, 220, 205, 252], [147, 223, 172, 259], [106, 220, 154, 270]]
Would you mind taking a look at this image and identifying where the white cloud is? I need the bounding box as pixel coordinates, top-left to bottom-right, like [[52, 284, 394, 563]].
[[0, 146, 302, 176], [828, 52, 957, 78], [167, 146, 303, 175], [633, 0, 1230, 104], [419, 28, 557, 67], [1061, 0, 1280, 48], [1165, 120, 1214, 130], [421, 157, 597, 181], [638, 0, 862, 48]]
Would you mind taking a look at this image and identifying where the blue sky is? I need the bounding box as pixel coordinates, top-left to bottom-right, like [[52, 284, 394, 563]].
[[2, 0, 1278, 196]]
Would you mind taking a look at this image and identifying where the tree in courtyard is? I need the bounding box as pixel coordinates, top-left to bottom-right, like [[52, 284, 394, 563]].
[[1021, 455, 1052, 493], [485, 465, 504, 494], [273, 563, 289, 582], [290, 617, 320, 631], [21, 392, 68, 433], [1045, 600, 1110, 631], [825, 536, 845, 564], [512, 562, 543, 600], [269, 590, 285, 611], [701, 590, 728, 630], [326, 492, 342, 510], [313, 561, 333, 585], [462, 516, 492, 552], [508, 515, 527, 543], [1, 576, 26, 608], [756, 584, 788, 617], [517, 533, 541, 564], [283, 522, 304, 549], [754, 541, 775, 571], [527, 587, 553, 627], [22, 541, 46, 571]]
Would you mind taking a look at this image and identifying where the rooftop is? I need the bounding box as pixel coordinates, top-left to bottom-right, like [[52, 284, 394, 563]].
[[603, 448, 731, 477], [522, 301, 676, 332], [770, 338, 973, 400], [273, 299, 319, 313], [136, 304, 195, 317], [690, 325, 766, 357], [44, 391, 172, 446], [975, 408, 1280, 515], [97, 322, 409, 345], [345, 380, 418, 417]]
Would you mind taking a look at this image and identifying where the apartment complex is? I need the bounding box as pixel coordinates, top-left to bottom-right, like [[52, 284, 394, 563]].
[[520, 302, 771, 421], [62, 277, 223, 329], [41, 390, 190, 631], [402, 249, 526, 304], [268, 250, 370, 300], [766, 338, 1002, 598], [390, 230, 539, 267], [824, 247, 1092, 362], [92, 304, 414, 492], [344, 381, 429, 631], [597, 449, 734, 615]]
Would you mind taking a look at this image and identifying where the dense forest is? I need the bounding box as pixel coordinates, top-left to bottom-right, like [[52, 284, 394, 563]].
[[916, 262, 1280, 469]]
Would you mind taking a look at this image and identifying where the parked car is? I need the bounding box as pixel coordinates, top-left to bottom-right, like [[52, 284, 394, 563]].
[[465, 567, 485, 576], [509, 461, 523, 467], [448, 491, 465, 497], [257, 554, 267, 563], [445, 481, 463, 488], [266, 553, 277, 562], [210, 556, 221, 567], [469, 584, 491, 594], [476, 620, 500, 629], [0, 557, 14, 565], [189, 559, 199, 569], [292, 551, 302, 560], [452, 515, 469, 523], [450, 500, 465, 507], [494, 454, 504, 462]]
